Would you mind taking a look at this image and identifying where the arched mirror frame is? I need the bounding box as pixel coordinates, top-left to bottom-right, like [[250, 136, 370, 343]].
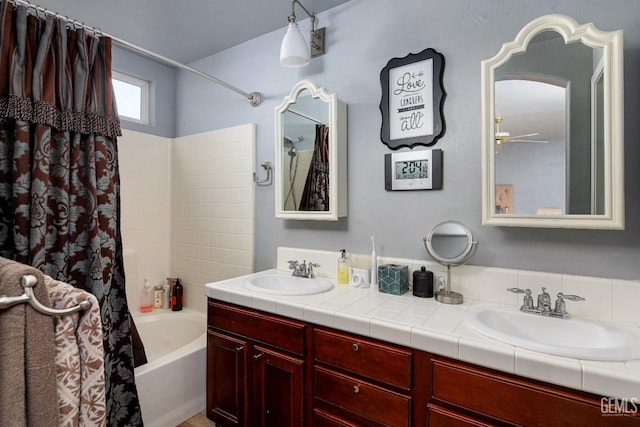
[[481, 14, 624, 229], [275, 80, 347, 220]]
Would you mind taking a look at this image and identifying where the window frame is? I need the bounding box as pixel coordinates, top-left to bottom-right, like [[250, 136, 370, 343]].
[[112, 70, 150, 125]]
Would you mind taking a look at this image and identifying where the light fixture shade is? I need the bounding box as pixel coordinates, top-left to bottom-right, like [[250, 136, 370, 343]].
[[280, 22, 309, 67]]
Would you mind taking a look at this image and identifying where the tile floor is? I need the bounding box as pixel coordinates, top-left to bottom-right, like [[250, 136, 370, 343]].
[[177, 410, 215, 427]]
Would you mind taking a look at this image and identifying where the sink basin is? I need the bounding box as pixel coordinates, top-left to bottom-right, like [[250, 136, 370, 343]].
[[463, 306, 640, 361], [243, 273, 333, 296]]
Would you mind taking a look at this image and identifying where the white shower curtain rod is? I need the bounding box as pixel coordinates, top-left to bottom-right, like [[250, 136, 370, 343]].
[[10, 0, 263, 107]]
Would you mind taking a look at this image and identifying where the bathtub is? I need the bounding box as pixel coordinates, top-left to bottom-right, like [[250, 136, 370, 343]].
[[133, 309, 207, 427]]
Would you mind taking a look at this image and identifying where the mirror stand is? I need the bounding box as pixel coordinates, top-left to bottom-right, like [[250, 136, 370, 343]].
[[437, 264, 464, 304], [423, 221, 479, 305]]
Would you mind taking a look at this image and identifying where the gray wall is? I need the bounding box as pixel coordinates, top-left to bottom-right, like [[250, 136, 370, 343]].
[[175, 0, 640, 280], [112, 46, 176, 138]]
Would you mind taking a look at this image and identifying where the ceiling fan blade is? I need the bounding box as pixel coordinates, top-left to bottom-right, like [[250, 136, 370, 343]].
[[510, 132, 539, 138], [510, 139, 549, 143]]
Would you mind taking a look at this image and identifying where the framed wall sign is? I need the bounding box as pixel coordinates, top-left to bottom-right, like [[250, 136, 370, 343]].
[[380, 48, 446, 150]]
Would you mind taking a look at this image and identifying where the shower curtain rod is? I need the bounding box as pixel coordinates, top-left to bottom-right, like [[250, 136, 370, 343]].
[[11, 0, 263, 107]]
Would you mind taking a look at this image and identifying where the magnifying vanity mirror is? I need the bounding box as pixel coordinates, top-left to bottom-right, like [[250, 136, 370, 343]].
[[481, 14, 624, 229], [275, 80, 347, 220], [424, 221, 478, 305]]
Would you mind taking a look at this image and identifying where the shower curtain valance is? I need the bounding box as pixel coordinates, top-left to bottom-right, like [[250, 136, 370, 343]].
[[0, 4, 121, 138]]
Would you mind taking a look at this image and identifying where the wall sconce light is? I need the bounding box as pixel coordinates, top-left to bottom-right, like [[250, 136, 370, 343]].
[[280, 0, 326, 67]]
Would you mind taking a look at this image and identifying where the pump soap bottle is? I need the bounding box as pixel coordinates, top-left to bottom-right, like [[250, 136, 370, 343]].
[[337, 249, 350, 285], [139, 278, 153, 313]]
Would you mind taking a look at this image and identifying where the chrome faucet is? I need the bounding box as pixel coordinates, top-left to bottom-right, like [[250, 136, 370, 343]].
[[507, 287, 585, 319], [288, 260, 320, 278]]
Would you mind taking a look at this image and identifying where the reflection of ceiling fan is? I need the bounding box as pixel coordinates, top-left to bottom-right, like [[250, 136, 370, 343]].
[[495, 117, 549, 149]]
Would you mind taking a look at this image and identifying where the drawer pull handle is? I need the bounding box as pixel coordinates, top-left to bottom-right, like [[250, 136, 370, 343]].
[[253, 353, 263, 361], [352, 343, 359, 352], [353, 385, 360, 394]]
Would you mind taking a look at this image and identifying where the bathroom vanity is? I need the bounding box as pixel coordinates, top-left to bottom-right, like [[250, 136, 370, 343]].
[[205, 268, 640, 426]]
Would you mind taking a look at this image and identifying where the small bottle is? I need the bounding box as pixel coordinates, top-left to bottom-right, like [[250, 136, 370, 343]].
[[153, 283, 164, 309], [162, 283, 170, 309], [171, 278, 183, 311], [337, 249, 350, 285], [139, 278, 153, 313]]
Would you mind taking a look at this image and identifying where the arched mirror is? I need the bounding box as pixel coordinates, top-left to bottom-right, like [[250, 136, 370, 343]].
[[275, 80, 347, 220], [424, 221, 478, 305], [481, 14, 624, 229]]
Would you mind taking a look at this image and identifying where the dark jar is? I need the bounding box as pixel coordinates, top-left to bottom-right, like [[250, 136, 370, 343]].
[[412, 266, 434, 298]]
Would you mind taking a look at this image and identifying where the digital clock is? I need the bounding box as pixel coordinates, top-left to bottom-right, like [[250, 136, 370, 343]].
[[385, 149, 442, 191]]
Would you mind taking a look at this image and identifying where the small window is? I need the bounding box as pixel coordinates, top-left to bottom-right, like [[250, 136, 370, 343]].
[[112, 71, 149, 124]]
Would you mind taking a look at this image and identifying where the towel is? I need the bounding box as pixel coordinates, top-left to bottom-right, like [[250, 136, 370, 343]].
[[46, 275, 106, 427], [0, 256, 59, 427]]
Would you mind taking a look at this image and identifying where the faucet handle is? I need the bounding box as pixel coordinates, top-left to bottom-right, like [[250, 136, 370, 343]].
[[554, 292, 584, 318], [287, 260, 299, 270], [558, 293, 585, 302], [508, 288, 534, 309]]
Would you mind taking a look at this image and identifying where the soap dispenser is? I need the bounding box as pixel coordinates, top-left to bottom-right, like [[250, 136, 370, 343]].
[[337, 249, 350, 285]]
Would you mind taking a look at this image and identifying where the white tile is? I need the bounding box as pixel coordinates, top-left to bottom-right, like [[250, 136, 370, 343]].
[[612, 279, 640, 323], [459, 336, 515, 373], [453, 265, 480, 300], [275, 299, 305, 320], [515, 348, 582, 390], [370, 319, 412, 347], [304, 305, 335, 328], [334, 311, 371, 337], [562, 275, 612, 320], [411, 326, 459, 358], [582, 361, 639, 399], [478, 267, 519, 304]]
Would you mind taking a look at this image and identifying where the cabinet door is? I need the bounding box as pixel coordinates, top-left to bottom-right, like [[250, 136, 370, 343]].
[[207, 331, 248, 426], [253, 345, 304, 427]]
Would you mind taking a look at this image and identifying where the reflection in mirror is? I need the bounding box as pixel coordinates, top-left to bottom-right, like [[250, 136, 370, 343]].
[[275, 80, 347, 220], [481, 15, 624, 229], [423, 221, 478, 305], [281, 89, 330, 211]]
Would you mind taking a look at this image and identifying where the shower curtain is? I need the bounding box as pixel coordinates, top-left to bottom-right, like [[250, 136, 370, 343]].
[[0, 2, 142, 425], [300, 124, 330, 211]]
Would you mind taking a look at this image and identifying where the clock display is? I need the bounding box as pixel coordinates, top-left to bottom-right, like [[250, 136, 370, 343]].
[[384, 149, 442, 191], [395, 160, 429, 180]]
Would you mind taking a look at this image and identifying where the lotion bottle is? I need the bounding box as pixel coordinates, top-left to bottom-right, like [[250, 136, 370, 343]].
[[337, 249, 350, 285]]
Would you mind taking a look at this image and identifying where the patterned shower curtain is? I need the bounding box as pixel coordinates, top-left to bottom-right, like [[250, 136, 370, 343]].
[[0, 2, 142, 425], [300, 124, 330, 211]]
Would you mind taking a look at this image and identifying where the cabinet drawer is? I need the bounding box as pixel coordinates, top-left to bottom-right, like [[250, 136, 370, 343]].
[[432, 358, 640, 426], [427, 404, 498, 427], [313, 409, 360, 427], [314, 328, 412, 390], [314, 366, 411, 427], [208, 300, 305, 356]]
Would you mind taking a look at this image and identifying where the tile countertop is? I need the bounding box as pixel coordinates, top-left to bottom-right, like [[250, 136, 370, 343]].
[[205, 269, 640, 400]]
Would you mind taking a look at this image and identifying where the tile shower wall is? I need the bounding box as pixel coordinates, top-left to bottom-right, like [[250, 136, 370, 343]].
[[172, 124, 256, 312], [119, 129, 172, 305], [119, 126, 255, 313]]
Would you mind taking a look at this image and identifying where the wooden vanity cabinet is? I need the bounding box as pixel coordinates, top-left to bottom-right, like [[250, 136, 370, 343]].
[[207, 300, 307, 427], [429, 357, 640, 426], [207, 298, 639, 427]]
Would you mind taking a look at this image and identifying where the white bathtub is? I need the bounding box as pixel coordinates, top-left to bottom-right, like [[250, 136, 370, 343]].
[[133, 309, 207, 427]]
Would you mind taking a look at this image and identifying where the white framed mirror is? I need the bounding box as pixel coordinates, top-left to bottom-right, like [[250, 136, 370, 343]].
[[481, 14, 624, 229], [275, 80, 347, 220]]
